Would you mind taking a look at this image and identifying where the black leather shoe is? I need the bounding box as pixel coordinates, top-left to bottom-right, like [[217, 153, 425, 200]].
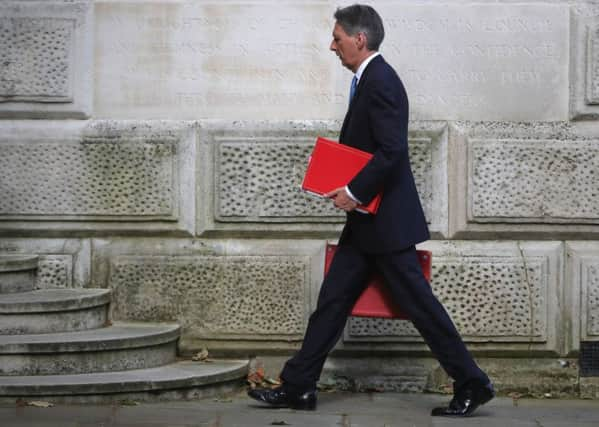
[[248, 386, 317, 410], [431, 380, 495, 417]]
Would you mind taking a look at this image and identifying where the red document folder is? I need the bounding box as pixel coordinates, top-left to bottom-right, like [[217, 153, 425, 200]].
[[302, 137, 382, 214], [325, 244, 432, 319]]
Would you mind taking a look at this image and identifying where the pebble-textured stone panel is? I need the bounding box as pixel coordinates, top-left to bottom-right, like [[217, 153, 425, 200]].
[[109, 256, 306, 337], [469, 140, 599, 222], [0, 17, 73, 101], [216, 139, 433, 222], [216, 141, 338, 219], [0, 141, 175, 217], [347, 257, 546, 340], [409, 138, 433, 221], [348, 318, 419, 338], [587, 25, 599, 104], [587, 263, 599, 336], [36, 256, 71, 289]]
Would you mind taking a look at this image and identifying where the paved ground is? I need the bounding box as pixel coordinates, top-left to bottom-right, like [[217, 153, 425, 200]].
[[1, 391, 598, 427]]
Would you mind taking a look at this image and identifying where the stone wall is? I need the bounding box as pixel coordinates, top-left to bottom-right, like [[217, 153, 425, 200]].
[[2, 0, 599, 396]]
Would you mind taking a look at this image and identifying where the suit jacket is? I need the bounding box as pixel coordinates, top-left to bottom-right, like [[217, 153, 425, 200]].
[[338, 55, 430, 253]]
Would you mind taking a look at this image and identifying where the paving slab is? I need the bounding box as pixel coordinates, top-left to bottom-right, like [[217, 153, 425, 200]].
[[0, 392, 597, 427]]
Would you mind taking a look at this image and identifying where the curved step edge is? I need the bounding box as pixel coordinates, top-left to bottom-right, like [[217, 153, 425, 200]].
[[0, 360, 249, 400], [0, 256, 38, 273], [0, 289, 112, 314], [0, 322, 181, 354]]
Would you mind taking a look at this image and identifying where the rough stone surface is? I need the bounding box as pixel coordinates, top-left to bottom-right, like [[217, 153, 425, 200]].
[[0, 239, 90, 290], [36, 256, 72, 289], [571, 4, 599, 119], [92, 238, 324, 343], [0, 305, 107, 335], [580, 377, 599, 399], [0, 271, 36, 294], [1, 141, 175, 216], [469, 140, 599, 223], [0, 1, 93, 118], [0, 255, 38, 294], [565, 242, 599, 349], [0, 121, 196, 235], [0, 255, 38, 273], [0, 288, 111, 334], [109, 256, 308, 339], [0, 322, 179, 376], [450, 122, 599, 238], [321, 356, 433, 393], [198, 120, 448, 237], [342, 241, 565, 355]]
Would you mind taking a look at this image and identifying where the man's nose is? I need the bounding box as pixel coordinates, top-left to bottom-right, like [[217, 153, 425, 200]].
[[329, 40, 336, 51]]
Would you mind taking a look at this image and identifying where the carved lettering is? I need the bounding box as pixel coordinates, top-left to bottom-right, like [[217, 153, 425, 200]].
[[96, 3, 568, 120]]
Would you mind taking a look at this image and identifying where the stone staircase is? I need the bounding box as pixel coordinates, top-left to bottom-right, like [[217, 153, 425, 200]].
[[0, 255, 248, 403]]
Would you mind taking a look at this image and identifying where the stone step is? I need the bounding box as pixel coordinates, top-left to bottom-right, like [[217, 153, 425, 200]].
[[0, 322, 180, 376], [0, 360, 249, 403], [0, 255, 38, 294], [0, 288, 111, 334]]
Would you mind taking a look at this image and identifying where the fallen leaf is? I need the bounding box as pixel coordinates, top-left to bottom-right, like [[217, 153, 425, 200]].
[[118, 399, 140, 406], [192, 348, 209, 362], [26, 401, 54, 408], [213, 398, 232, 403], [270, 421, 290, 426], [508, 391, 522, 406], [247, 366, 265, 385], [264, 377, 281, 386]]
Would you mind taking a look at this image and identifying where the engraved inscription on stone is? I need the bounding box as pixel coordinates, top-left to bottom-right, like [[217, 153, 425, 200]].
[[96, 3, 567, 120], [95, 2, 335, 119], [109, 256, 306, 337], [0, 141, 175, 218], [0, 17, 74, 102], [348, 257, 546, 340], [380, 4, 569, 121], [587, 25, 599, 104], [469, 140, 599, 223], [586, 263, 599, 336]]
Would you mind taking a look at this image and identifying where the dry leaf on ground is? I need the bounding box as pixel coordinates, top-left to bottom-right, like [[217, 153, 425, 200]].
[[192, 348, 210, 362], [118, 399, 140, 406], [26, 401, 54, 408]]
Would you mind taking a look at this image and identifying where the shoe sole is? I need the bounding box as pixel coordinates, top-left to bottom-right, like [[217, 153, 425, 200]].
[[248, 397, 316, 411]]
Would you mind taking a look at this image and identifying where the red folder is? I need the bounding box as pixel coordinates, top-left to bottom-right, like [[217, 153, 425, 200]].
[[302, 137, 382, 214], [325, 244, 432, 319]]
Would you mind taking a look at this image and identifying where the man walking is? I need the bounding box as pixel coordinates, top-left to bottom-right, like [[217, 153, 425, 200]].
[[249, 4, 494, 417]]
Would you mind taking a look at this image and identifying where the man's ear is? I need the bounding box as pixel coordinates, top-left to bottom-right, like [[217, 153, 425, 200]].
[[356, 32, 367, 50]]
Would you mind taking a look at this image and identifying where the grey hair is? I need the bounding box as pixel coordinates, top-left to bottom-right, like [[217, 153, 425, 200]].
[[334, 4, 385, 51]]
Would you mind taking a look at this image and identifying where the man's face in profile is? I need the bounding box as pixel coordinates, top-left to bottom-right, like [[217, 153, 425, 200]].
[[330, 22, 361, 72]]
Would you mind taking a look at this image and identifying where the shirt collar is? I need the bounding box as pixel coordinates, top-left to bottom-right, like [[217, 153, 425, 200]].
[[354, 52, 380, 84]]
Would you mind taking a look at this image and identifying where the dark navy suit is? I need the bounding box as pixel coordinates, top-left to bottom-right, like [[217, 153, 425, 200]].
[[281, 55, 488, 393]]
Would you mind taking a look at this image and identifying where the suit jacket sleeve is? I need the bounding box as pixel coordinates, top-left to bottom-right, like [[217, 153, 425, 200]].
[[346, 77, 409, 204]]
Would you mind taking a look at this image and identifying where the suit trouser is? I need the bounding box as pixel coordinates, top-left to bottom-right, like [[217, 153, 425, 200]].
[[280, 244, 489, 392]]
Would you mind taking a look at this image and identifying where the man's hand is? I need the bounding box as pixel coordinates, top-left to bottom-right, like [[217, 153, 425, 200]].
[[325, 187, 358, 212]]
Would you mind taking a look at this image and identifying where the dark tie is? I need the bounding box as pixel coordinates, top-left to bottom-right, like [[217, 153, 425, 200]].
[[349, 76, 357, 105]]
